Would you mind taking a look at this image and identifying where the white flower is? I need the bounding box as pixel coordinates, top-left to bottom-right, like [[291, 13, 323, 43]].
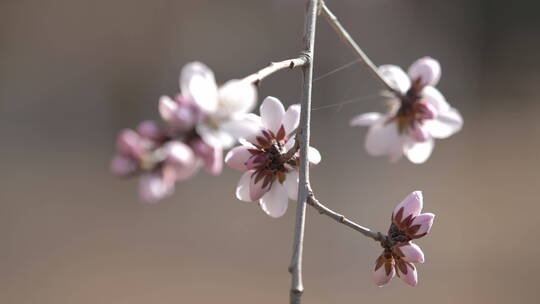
[[225, 97, 321, 218], [178, 62, 259, 148], [351, 57, 463, 163]]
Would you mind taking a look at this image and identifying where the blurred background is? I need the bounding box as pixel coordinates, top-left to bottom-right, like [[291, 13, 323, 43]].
[[2, 0, 539, 303]]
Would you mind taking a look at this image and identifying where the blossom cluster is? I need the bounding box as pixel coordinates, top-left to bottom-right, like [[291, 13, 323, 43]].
[[111, 62, 259, 203]]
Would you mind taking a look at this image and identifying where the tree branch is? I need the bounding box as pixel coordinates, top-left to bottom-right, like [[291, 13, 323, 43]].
[[320, 1, 402, 97], [242, 57, 308, 85], [307, 192, 387, 244], [289, 1, 319, 303]]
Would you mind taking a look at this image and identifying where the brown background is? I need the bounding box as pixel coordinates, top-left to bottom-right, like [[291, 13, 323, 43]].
[[2, 0, 539, 303]]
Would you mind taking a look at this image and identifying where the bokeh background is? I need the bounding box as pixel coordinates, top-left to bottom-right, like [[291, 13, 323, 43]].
[[2, 0, 539, 303]]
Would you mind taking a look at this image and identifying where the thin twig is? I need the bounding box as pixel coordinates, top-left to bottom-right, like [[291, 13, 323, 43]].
[[243, 57, 308, 85], [307, 192, 387, 243], [289, 0, 319, 303], [320, 1, 402, 97]]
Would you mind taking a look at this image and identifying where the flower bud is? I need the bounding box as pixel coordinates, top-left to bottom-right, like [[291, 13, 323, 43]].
[[110, 155, 138, 177], [409, 213, 435, 238], [116, 129, 145, 160], [137, 120, 164, 141], [393, 191, 423, 226], [138, 173, 174, 204]]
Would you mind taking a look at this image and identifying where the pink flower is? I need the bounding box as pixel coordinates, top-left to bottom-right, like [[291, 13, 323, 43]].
[[373, 191, 435, 287], [225, 97, 321, 218], [111, 122, 198, 203], [351, 57, 463, 163], [168, 62, 260, 149]]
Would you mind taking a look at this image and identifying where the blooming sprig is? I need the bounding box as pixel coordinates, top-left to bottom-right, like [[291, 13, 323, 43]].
[[351, 57, 463, 163], [111, 62, 258, 203], [373, 191, 435, 287], [225, 97, 321, 218]]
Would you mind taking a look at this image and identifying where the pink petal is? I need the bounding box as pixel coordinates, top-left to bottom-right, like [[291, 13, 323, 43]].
[[166, 141, 195, 168], [408, 57, 441, 87], [410, 213, 435, 238], [373, 255, 395, 287], [139, 173, 174, 204], [422, 86, 450, 112], [137, 120, 164, 140], [191, 138, 223, 175], [225, 146, 253, 171], [393, 191, 423, 224], [416, 101, 438, 120], [396, 243, 425, 263], [110, 155, 138, 177], [260, 96, 285, 134], [397, 261, 418, 286], [235, 171, 252, 202], [282, 104, 301, 135], [249, 174, 271, 201], [410, 122, 429, 142], [116, 129, 143, 158], [260, 183, 289, 218]]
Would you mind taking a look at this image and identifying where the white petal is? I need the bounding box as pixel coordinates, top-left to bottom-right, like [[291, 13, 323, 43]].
[[283, 137, 296, 153], [216, 79, 257, 117], [284, 171, 299, 201], [260, 183, 289, 218], [364, 118, 402, 157], [350, 112, 383, 127], [220, 114, 263, 143], [408, 57, 441, 87], [260, 96, 285, 133], [158, 95, 177, 122], [404, 137, 434, 164], [196, 124, 235, 149], [424, 108, 463, 139], [378, 65, 411, 94], [235, 171, 253, 202], [308, 146, 321, 165], [421, 86, 450, 112], [282, 104, 301, 135], [180, 62, 218, 113]]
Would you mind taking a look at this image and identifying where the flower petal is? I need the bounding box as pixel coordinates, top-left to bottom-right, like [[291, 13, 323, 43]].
[[397, 261, 418, 286], [216, 79, 257, 117], [350, 112, 383, 127], [397, 243, 425, 263], [308, 146, 321, 165], [110, 155, 138, 177], [378, 65, 411, 94], [139, 173, 174, 204], [250, 175, 270, 201], [180, 62, 218, 113], [393, 191, 423, 224], [158, 95, 178, 123], [408, 57, 441, 87], [235, 171, 252, 202], [260, 183, 289, 218], [373, 256, 395, 287], [220, 113, 263, 143], [284, 171, 299, 201], [422, 86, 450, 112], [424, 107, 463, 139], [282, 104, 301, 135], [260, 96, 285, 133], [364, 118, 402, 159], [404, 137, 434, 164], [410, 213, 435, 238], [225, 146, 253, 171]]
